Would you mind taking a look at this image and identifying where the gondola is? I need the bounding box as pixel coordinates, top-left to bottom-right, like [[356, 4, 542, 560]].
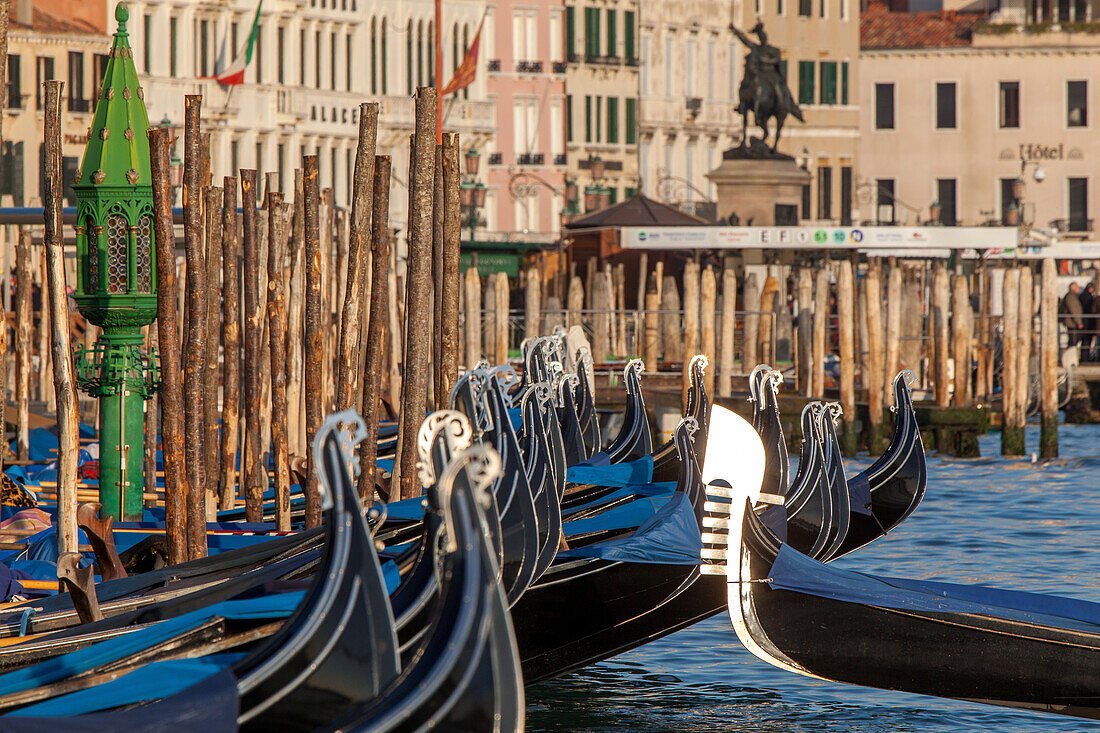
[[0, 411, 524, 731], [710, 409, 1100, 723]]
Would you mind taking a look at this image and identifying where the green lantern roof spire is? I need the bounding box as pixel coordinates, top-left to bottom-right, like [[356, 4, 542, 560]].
[[76, 2, 151, 189]]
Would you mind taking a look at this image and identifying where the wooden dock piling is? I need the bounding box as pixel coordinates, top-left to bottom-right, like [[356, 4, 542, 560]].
[[837, 260, 857, 455], [149, 127, 186, 565], [864, 260, 885, 454], [1001, 267, 1022, 456], [202, 185, 222, 519], [218, 179, 241, 509], [1040, 258, 1058, 458], [700, 265, 716, 399], [719, 264, 736, 398], [302, 156, 324, 524], [183, 95, 207, 559], [743, 273, 759, 371], [813, 267, 828, 397], [241, 169, 265, 524], [14, 231, 30, 461], [360, 155, 391, 501], [440, 133, 461, 401]]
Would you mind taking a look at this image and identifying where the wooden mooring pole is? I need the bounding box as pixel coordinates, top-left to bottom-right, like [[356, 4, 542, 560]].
[[360, 155, 392, 501], [218, 179, 241, 509], [1001, 267, 1023, 456], [837, 260, 857, 455], [1040, 258, 1058, 458]]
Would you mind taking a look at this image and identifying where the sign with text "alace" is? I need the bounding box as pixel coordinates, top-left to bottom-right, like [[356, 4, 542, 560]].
[[619, 226, 1019, 251]]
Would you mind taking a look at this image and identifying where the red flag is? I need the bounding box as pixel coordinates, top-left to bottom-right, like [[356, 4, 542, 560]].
[[441, 18, 484, 96]]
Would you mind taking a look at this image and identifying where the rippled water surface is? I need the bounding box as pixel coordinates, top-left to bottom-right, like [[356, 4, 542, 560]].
[[527, 424, 1100, 732]]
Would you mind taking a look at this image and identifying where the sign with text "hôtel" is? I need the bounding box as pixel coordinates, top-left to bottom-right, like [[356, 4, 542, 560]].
[[619, 226, 1019, 251]]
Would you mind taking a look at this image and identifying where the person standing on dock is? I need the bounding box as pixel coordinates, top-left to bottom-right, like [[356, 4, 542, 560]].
[[1062, 282, 1085, 349]]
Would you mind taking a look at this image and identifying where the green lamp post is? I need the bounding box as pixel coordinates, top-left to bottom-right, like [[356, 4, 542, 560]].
[[72, 2, 159, 521]]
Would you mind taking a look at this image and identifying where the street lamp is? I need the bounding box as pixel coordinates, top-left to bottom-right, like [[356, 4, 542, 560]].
[[588, 154, 605, 181], [465, 147, 481, 176], [461, 151, 487, 242]]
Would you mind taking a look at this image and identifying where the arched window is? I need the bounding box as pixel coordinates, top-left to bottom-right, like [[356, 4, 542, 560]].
[[381, 19, 388, 94], [370, 17, 377, 94], [135, 214, 153, 292], [417, 20, 424, 87], [106, 213, 128, 294]]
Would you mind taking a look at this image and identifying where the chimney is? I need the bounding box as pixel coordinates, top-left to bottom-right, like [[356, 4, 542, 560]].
[[16, 0, 32, 27]]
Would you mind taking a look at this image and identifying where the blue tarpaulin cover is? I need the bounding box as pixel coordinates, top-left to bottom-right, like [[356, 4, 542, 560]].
[[561, 483, 676, 537], [769, 544, 1100, 634], [567, 455, 654, 487], [558, 491, 703, 565]]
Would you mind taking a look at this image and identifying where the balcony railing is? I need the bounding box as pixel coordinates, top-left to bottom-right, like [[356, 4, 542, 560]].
[[585, 54, 621, 65], [67, 97, 92, 113], [517, 152, 544, 165], [488, 152, 503, 165], [5, 87, 27, 110], [553, 153, 567, 166], [516, 60, 544, 73], [488, 59, 501, 72], [624, 56, 639, 67], [552, 61, 568, 73]]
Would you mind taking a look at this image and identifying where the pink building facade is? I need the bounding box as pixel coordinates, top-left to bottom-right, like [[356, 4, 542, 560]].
[[483, 0, 568, 241]]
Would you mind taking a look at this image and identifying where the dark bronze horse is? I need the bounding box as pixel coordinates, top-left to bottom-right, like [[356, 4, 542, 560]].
[[731, 22, 804, 153]]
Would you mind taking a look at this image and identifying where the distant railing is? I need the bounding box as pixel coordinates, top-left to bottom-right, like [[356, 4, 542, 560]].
[[488, 152, 503, 165], [516, 60, 544, 73], [517, 152, 544, 165], [488, 59, 502, 72], [552, 61, 568, 73], [553, 153, 568, 166]]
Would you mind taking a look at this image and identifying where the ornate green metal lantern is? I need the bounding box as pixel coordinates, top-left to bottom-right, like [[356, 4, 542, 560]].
[[72, 2, 159, 521]]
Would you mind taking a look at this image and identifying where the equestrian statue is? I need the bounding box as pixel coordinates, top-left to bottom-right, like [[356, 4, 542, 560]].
[[730, 21, 803, 153]]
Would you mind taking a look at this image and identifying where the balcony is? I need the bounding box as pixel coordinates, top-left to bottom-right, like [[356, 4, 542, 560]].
[[1051, 217, 1094, 235], [488, 59, 501, 72], [517, 152, 545, 165], [553, 153, 567, 166], [516, 60, 544, 73], [585, 54, 621, 65], [625, 56, 639, 67], [5, 87, 27, 110], [489, 152, 503, 166], [552, 61, 568, 74], [67, 97, 92, 113], [686, 97, 703, 119]]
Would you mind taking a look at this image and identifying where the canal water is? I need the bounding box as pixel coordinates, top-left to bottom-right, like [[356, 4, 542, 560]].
[[527, 423, 1100, 732]]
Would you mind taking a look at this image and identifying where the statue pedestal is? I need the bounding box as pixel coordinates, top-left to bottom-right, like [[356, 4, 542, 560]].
[[706, 146, 811, 226]]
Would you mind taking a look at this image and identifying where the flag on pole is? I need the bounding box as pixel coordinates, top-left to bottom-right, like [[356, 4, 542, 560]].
[[211, 0, 264, 86], [441, 18, 484, 96]]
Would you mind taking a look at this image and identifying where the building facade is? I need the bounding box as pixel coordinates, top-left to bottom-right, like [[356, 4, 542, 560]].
[[125, 0, 494, 240], [636, 1, 742, 220], [482, 0, 567, 242], [2, 0, 109, 207], [563, 0, 640, 212], [861, 5, 1100, 234]]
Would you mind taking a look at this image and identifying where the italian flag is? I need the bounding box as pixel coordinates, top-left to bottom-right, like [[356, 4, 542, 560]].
[[213, 0, 263, 86]]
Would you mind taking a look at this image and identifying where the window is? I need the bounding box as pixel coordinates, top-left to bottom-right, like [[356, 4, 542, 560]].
[[799, 0, 812, 16], [67, 52, 85, 111], [664, 35, 673, 96], [199, 20, 209, 77], [406, 21, 414, 94], [596, 96, 603, 142], [935, 82, 956, 129], [1068, 80, 1088, 127], [585, 8, 601, 58], [820, 61, 837, 105], [278, 143, 286, 193], [331, 31, 337, 89], [143, 15, 152, 71], [550, 12, 562, 63], [607, 96, 619, 143], [278, 26, 286, 84], [584, 95, 592, 142], [35, 56, 54, 110], [1069, 177, 1089, 231], [624, 11, 635, 61], [4, 54, 19, 108], [999, 81, 1019, 128], [798, 61, 814, 105], [707, 40, 715, 98], [686, 40, 695, 97], [93, 54, 107, 90], [565, 7, 576, 61], [876, 178, 895, 224], [817, 166, 832, 220], [346, 34, 352, 90], [170, 18, 178, 77], [381, 20, 387, 93], [625, 98, 637, 144], [606, 9, 616, 57], [567, 95, 573, 142], [255, 23, 263, 83], [315, 30, 322, 88], [778, 0, 785, 14], [874, 82, 894, 129], [551, 100, 563, 155], [801, 177, 811, 220], [1000, 178, 1016, 225], [936, 178, 957, 225], [840, 166, 852, 225], [301, 28, 307, 86], [820, 0, 827, 17], [840, 62, 849, 105]]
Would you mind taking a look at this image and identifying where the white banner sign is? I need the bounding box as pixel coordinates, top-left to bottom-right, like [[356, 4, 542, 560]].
[[619, 225, 1020, 251]]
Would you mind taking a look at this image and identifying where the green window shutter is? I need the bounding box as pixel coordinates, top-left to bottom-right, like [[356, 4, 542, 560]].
[[841, 61, 849, 105], [625, 11, 635, 61], [566, 7, 575, 61], [608, 96, 619, 143], [780, 59, 787, 80], [607, 9, 616, 58], [596, 96, 603, 142], [567, 95, 574, 142], [609, 187, 618, 204], [628, 98, 638, 143], [625, 186, 638, 200], [585, 95, 592, 142], [585, 9, 601, 58], [798, 61, 814, 105], [820, 61, 837, 105]]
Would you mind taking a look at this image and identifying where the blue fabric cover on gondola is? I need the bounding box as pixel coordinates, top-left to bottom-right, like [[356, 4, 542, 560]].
[[9, 654, 247, 718], [508, 407, 522, 429], [0, 591, 303, 698], [560, 484, 673, 518], [560, 483, 677, 538], [847, 473, 873, 516], [567, 455, 654, 487], [557, 491, 702, 565], [770, 544, 1100, 634], [3, 667, 239, 732]]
